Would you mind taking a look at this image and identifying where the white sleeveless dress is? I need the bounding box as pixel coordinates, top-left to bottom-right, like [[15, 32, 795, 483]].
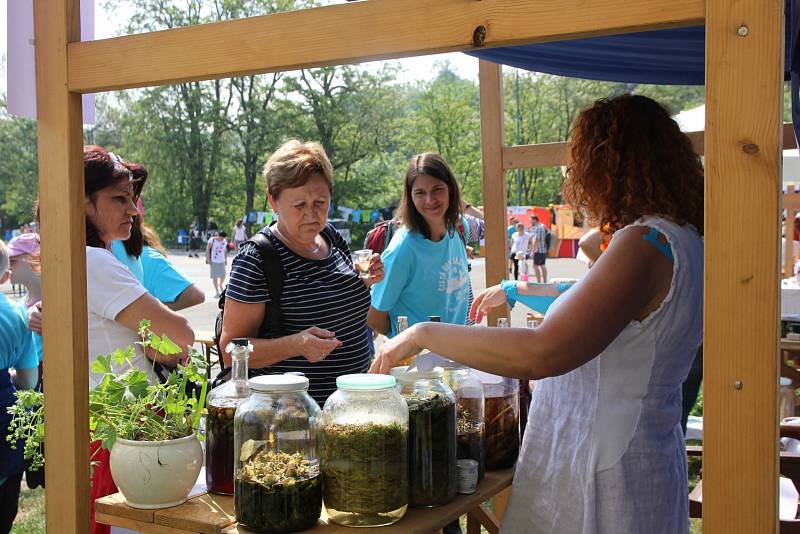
[[500, 216, 703, 534]]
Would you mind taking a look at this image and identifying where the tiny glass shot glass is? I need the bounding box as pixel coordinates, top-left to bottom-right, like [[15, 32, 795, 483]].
[[353, 249, 373, 279]]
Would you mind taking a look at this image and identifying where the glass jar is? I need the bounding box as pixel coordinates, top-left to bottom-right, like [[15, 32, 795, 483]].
[[233, 375, 322, 533], [477, 372, 520, 470], [322, 374, 408, 527], [391, 367, 457, 508], [206, 338, 251, 495], [441, 363, 486, 481]]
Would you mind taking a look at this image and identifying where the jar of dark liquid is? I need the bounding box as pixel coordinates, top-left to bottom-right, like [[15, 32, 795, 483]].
[[441, 362, 486, 481], [205, 338, 251, 495], [481, 373, 520, 470], [391, 366, 457, 508]]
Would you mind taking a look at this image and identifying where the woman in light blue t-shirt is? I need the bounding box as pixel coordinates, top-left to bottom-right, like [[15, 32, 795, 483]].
[[369, 153, 471, 337]]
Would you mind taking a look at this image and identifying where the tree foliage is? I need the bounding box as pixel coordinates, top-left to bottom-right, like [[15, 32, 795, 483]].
[[1, 11, 714, 241]]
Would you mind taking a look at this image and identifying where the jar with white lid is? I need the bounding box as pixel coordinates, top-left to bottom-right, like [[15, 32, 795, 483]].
[[322, 374, 409, 527], [391, 366, 457, 507], [233, 375, 322, 533]]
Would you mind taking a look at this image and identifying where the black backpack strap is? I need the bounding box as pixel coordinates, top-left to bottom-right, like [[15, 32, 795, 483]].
[[251, 227, 284, 339]]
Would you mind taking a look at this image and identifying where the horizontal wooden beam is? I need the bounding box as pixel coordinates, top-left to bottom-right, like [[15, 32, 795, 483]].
[[68, 0, 704, 93], [502, 123, 796, 169]]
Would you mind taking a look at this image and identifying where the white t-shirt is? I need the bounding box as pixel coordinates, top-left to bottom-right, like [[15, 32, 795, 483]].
[[209, 238, 228, 264], [86, 247, 154, 388], [234, 226, 247, 241], [510, 232, 532, 255]]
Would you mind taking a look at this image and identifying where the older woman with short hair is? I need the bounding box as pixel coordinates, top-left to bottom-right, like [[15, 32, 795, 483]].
[[220, 140, 383, 405]]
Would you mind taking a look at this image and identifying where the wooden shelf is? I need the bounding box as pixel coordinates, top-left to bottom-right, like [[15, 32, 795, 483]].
[[96, 468, 514, 534]]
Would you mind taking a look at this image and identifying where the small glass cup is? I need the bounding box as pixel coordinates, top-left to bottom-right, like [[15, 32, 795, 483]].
[[354, 249, 372, 279]]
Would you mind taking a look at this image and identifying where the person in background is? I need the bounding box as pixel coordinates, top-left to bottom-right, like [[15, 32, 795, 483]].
[[233, 219, 248, 252], [509, 222, 532, 280], [188, 216, 202, 258], [507, 216, 519, 274], [0, 240, 38, 534], [207, 230, 229, 298], [34, 146, 194, 534], [368, 153, 472, 338], [372, 94, 704, 534], [219, 140, 383, 405], [529, 215, 549, 282], [7, 234, 43, 380], [19, 223, 31, 235]]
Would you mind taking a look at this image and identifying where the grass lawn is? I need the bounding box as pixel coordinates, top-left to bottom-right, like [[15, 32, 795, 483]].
[[10, 481, 44, 534]]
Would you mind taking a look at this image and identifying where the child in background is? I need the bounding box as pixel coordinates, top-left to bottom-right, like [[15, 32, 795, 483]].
[[0, 239, 39, 532], [207, 231, 229, 297]]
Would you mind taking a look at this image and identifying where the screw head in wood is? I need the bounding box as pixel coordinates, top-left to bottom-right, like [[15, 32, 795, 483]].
[[734, 381, 743, 390], [737, 25, 749, 37], [473, 26, 487, 47]]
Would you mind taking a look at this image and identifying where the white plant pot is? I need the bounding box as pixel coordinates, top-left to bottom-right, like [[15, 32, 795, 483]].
[[109, 433, 203, 509]]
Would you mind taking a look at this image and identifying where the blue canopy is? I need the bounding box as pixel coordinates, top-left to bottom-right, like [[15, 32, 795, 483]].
[[467, 1, 799, 139]]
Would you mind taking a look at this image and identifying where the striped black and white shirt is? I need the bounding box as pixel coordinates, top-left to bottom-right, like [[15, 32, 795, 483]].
[[225, 225, 371, 405]]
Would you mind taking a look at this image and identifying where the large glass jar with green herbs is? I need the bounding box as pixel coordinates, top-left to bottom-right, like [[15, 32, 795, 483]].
[[233, 375, 322, 533], [321, 374, 408, 527], [391, 367, 457, 508], [206, 338, 251, 495], [442, 362, 486, 481]]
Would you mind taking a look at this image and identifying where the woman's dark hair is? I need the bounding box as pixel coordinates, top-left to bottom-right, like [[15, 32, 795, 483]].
[[397, 153, 463, 240], [121, 162, 148, 257], [563, 94, 704, 235], [83, 146, 146, 248]]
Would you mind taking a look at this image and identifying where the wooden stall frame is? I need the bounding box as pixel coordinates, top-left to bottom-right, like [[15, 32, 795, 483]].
[[35, 0, 779, 532]]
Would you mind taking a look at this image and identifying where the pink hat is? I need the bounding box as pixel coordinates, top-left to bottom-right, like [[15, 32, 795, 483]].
[[7, 233, 40, 257]]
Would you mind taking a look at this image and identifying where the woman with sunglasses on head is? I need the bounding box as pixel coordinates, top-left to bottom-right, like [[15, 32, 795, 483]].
[[34, 147, 195, 534]]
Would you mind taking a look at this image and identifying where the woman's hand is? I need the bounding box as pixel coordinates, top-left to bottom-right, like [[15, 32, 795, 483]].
[[369, 324, 422, 374], [469, 284, 510, 324], [27, 302, 42, 334], [294, 326, 343, 363], [363, 253, 384, 287]]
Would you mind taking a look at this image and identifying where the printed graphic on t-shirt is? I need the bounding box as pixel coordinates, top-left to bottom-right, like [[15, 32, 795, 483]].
[[439, 256, 469, 315]]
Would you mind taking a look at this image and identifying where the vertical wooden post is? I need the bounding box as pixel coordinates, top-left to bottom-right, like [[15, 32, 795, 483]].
[[479, 60, 509, 327], [704, 0, 783, 531], [34, 0, 90, 531]]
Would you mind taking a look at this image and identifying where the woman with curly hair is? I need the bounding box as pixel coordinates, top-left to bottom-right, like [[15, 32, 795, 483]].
[[371, 94, 703, 533]]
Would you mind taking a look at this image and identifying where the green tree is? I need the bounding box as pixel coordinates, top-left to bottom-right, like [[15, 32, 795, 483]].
[[0, 96, 39, 232]]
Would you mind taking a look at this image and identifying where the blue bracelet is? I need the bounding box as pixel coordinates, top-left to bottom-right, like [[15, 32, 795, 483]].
[[500, 280, 518, 309]]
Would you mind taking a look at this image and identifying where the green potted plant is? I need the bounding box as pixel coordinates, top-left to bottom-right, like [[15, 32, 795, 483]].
[[7, 320, 209, 509]]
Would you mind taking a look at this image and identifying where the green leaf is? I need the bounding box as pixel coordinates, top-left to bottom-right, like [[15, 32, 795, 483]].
[[91, 354, 112, 375]]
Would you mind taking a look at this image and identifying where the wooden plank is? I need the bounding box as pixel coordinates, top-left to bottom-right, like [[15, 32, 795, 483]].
[[704, 0, 783, 531], [95, 513, 188, 534], [479, 60, 509, 327], [501, 124, 796, 170], [95, 493, 155, 524], [466, 503, 500, 534], [34, 0, 90, 532], [102, 469, 514, 533], [68, 0, 704, 93], [154, 493, 236, 533]]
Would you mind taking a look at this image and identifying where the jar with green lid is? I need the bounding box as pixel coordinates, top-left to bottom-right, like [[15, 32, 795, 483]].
[[441, 362, 486, 480], [321, 374, 408, 527], [390, 366, 457, 507], [233, 375, 322, 533]]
